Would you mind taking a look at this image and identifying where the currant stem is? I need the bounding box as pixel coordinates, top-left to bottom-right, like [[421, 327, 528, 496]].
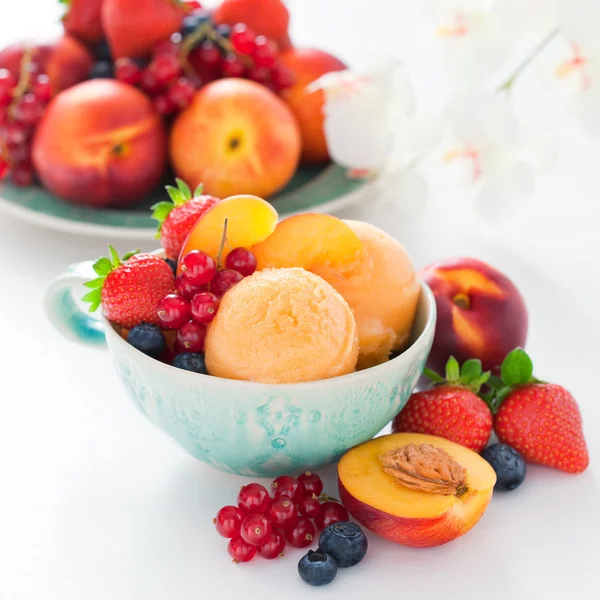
[[216, 218, 229, 269], [9, 46, 34, 120], [497, 28, 560, 93]]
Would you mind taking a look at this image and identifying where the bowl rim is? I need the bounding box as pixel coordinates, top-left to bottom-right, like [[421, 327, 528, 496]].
[[105, 278, 436, 391]]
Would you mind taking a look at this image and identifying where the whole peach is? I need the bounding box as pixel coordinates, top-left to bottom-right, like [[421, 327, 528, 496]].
[[170, 78, 301, 199], [279, 48, 346, 164], [420, 257, 528, 373], [32, 80, 167, 207]]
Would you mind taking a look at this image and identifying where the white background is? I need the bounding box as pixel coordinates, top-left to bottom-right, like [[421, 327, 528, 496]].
[[1, 2, 599, 599]]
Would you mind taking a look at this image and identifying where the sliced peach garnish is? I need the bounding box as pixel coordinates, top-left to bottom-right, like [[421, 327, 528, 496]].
[[338, 433, 496, 548], [178, 194, 278, 268], [251, 213, 364, 272]]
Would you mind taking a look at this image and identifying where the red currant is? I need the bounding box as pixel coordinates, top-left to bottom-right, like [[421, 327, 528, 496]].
[[0, 69, 16, 104], [5, 121, 30, 145], [267, 497, 298, 530], [240, 514, 272, 546], [297, 471, 323, 497], [252, 36, 277, 68], [0, 159, 10, 180], [0, 107, 8, 126], [197, 40, 222, 67], [298, 495, 323, 520], [211, 269, 243, 297], [271, 65, 295, 91], [180, 250, 217, 285], [175, 275, 208, 300], [167, 77, 196, 109], [153, 93, 177, 116], [271, 475, 303, 504], [237, 483, 270, 514], [157, 294, 191, 329], [33, 74, 52, 103], [248, 66, 271, 84], [286, 517, 315, 548], [115, 58, 143, 85], [185, 0, 203, 10], [224, 247, 257, 277], [6, 139, 30, 163], [151, 54, 182, 86], [214, 505, 245, 538], [221, 54, 246, 78], [176, 320, 206, 352], [14, 93, 43, 125], [314, 501, 349, 530], [11, 162, 34, 187], [153, 38, 180, 57], [190, 291, 219, 324], [231, 23, 256, 55], [259, 530, 286, 559], [140, 68, 162, 94], [228, 537, 256, 563]]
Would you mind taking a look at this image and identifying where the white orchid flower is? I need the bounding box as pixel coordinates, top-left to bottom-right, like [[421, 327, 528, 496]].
[[439, 89, 547, 221]]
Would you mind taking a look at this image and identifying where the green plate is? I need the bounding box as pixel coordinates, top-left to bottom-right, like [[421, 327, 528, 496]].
[[0, 164, 377, 239]]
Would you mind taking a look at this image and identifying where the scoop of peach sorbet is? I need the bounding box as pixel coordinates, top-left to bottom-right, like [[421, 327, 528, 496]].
[[316, 221, 420, 370], [204, 268, 359, 383]]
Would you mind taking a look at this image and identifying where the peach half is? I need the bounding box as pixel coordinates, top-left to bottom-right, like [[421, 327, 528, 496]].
[[338, 433, 496, 548]]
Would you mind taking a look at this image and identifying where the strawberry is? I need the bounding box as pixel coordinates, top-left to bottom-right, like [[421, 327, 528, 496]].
[[392, 357, 493, 452], [491, 348, 589, 474], [82, 246, 175, 329], [152, 178, 220, 260]]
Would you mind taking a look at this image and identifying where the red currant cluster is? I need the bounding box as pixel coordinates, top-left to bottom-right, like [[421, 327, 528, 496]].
[[0, 51, 52, 185], [114, 9, 294, 118], [214, 472, 350, 563], [156, 246, 257, 353]]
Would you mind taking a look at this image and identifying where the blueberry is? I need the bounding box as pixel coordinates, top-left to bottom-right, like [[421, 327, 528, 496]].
[[92, 40, 112, 62], [164, 258, 177, 277], [318, 521, 368, 568], [216, 24, 231, 39], [481, 443, 527, 491], [89, 61, 113, 79], [172, 353, 208, 374], [298, 550, 338, 586], [180, 9, 211, 37], [127, 323, 166, 358]]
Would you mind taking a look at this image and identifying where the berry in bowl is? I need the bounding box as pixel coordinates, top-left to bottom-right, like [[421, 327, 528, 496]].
[[44, 183, 436, 476]]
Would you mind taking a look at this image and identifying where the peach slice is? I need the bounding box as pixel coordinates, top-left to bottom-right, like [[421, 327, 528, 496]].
[[338, 433, 496, 548], [251, 214, 363, 273], [178, 194, 278, 268]]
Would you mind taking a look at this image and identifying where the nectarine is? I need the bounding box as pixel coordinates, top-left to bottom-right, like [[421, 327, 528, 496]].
[[420, 257, 528, 373], [279, 48, 346, 164], [338, 433, 496, 548], [32, 80, 167, 207], [170, 79, 301, 199]]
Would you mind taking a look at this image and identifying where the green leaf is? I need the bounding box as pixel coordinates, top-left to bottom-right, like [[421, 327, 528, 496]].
[[445, 356, 460, 383], [108, 245, 121, 269], [500, 347, 533, 386], [487, 374, 504, 391], [92, 257, 112, 277], [460, 359, 482, 384], [151, 201, 175, 223], [165, 186, 186, 205], [82, 289, 102, 312], [83, 277, 105, 289], [423, 368, 445, 384], [194, 183, 204, 197], [175, 177, 192, 200], [122, 249, 140, 261]]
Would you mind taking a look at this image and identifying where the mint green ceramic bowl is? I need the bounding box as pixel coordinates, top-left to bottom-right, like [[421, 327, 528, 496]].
[[44, 258, 436, 476]]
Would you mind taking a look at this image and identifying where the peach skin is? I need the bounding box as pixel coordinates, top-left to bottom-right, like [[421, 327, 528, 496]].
[[419, 257, 528, 373], [279, 48, 346, 164], [170, 79, 301, 199], [338, 433, 496, 548], [32, 79, 167, 207]]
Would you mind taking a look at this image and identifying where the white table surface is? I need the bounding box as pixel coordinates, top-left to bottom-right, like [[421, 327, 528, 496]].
[[1, 2, 599, 599]]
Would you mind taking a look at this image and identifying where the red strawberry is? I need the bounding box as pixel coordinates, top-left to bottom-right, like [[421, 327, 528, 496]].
[[152, 178, 220, 260], [63, 0, 105, 45], [492, 349, 589, 474], [392, 357, 493, 452], [83, 246, 175, 329], [102, 0, 186, 59]]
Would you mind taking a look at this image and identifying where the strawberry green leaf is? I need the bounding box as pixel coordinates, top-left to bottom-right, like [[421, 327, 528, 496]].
[[460, 358, 482, 384], [175, 177, 192, 200], [194, 183, 204, 197], [500, 347, 533, 386], [108, 245, 121, 269], [122, 249, 140, 261], [487, 374, 504, 391], [423, 368, 445, 384], [83, 277, 105, 289], [93, 257, 112, 277], [82, 289, 102, 312], [445, 356, 460, 383], [165, 186, 186, 205]]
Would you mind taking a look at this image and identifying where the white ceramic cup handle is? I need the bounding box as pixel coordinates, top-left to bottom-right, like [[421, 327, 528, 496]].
[[44, 260, 107, 349]]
